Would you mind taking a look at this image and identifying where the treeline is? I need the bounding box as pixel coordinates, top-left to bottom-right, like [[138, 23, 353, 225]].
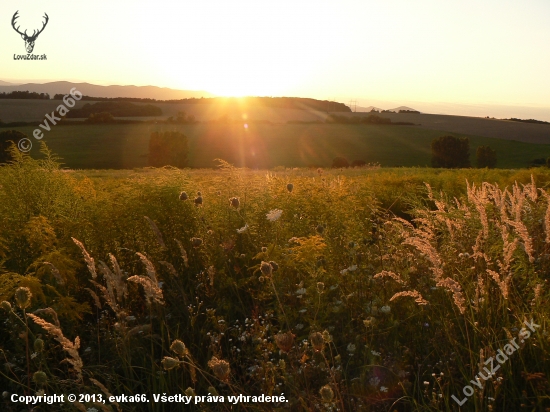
[[506, 118, 550, 125], [0, 91, 50, 100], [66, 101, 162, 118], [54, 95, 351, 112], [326, 114, 415, 125]]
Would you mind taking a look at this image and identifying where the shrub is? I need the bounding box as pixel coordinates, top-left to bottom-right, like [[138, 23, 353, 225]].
[[332, 157, 349, 168], [0, 130, 27, 163], [476, 145, 497, 168], [431, 135, 470, 168]]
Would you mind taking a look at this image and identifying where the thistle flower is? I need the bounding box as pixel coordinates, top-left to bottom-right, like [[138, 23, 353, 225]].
[[208, 356, 230, 381], [260, 261, 273, 276], [319, 385, 334, 402], [15, 287, 32, 309], [0, 301, 11, 311], [194, 196, 203, 206], [191, 237, 203, 248], [274, 331, 295, 353], [261, 247, 268, 252], [322, 330, 332, 343], [266, 209, 283, 222], [32, 371, 47, 385], [162, 356, 181, 371], [170, 339, 188, 357], [310, 332, 325, 352], [286, 183, 294, 193], [268, 261, 279, 272], [316, 224, 325, 234], [179, 191, 188, 201], [316, 282, 325, 293], [229, 197, 240, 209], [184, 387, 195, 397]]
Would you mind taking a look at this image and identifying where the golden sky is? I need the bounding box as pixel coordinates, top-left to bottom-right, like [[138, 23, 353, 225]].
[[1, 0, 550, 108]]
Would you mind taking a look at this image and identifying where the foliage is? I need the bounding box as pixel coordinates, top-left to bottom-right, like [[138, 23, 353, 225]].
[[148, 130, 189, 168], [431, 135, 471, 168], [476, 145, 497, 168], [84, 112, 115, 124], [0, 130, 27, 163], [0, 154, 549, 411]]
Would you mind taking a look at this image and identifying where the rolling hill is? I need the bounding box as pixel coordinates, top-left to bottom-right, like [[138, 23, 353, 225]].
[[0, 81, 213, 100]]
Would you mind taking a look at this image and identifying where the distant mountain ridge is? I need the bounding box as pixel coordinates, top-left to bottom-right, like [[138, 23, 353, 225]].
[[0, 81, 213, 100]]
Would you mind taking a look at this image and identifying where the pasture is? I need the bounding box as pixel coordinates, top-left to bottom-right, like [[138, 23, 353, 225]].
[[7, 123, 550, 169]]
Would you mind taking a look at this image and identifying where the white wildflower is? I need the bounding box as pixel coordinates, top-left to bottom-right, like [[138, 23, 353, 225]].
[[380, 305, 391, 314], [371, 350, 381, 356], [369, 377, 380, 388], [380, 386, 388, 392], [266, 209, 283, 222], [237, 224, 249, 234], [348, 265, 357, 272], [347, 343, 356, 353], [296, 288, 306, 295]]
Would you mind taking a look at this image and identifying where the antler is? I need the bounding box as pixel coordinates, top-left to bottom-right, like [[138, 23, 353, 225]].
[[33, 13, 49, 38], [11, 11, 27, 37]]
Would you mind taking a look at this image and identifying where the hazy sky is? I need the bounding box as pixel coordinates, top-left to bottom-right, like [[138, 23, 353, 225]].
[[1, 0, 549, 110]]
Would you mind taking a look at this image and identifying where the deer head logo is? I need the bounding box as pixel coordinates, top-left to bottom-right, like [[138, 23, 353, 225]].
[[11, 11, 49, 54]]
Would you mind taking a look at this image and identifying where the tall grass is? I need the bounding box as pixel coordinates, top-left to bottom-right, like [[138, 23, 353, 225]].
[[0, 148, 549, 411]]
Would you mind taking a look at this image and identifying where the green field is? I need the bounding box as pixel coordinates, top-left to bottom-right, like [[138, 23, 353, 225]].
[[11, 123, 550, 169]]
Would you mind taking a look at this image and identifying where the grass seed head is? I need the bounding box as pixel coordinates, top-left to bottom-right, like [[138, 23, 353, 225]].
[[15, 287, 32, 309]]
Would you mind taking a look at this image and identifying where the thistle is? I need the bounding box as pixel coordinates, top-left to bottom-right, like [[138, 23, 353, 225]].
[[179, 191, 188, 201], [286, 183, 294, 193], [161, 356, 181, 371]]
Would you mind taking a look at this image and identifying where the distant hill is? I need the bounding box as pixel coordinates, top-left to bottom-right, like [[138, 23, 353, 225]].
[[0, 80, 18, 86], [0, 81, 213, 100]]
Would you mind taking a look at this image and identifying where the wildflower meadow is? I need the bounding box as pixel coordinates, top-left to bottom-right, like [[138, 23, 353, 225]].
[[0, 145, 549, 411]]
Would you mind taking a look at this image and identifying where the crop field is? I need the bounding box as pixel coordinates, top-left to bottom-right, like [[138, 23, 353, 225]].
[[8, 123, 550, 169], [0, 152, 549, 411]]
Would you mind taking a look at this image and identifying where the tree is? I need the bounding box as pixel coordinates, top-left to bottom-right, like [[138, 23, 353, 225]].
[[332, 157, 349, 168], [0, 130, 27, 163], [85, 112, 115, 123], [431, 135, 470, 168], [148, 131, 189, 168], [476, 145, 497, 168]]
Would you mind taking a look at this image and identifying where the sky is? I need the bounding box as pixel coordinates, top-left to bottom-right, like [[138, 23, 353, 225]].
[[1, 0, 550, 117]]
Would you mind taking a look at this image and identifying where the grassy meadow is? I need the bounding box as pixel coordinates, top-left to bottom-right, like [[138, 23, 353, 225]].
[[9, 123, 550, 169], [0, 147, 549, 411]]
